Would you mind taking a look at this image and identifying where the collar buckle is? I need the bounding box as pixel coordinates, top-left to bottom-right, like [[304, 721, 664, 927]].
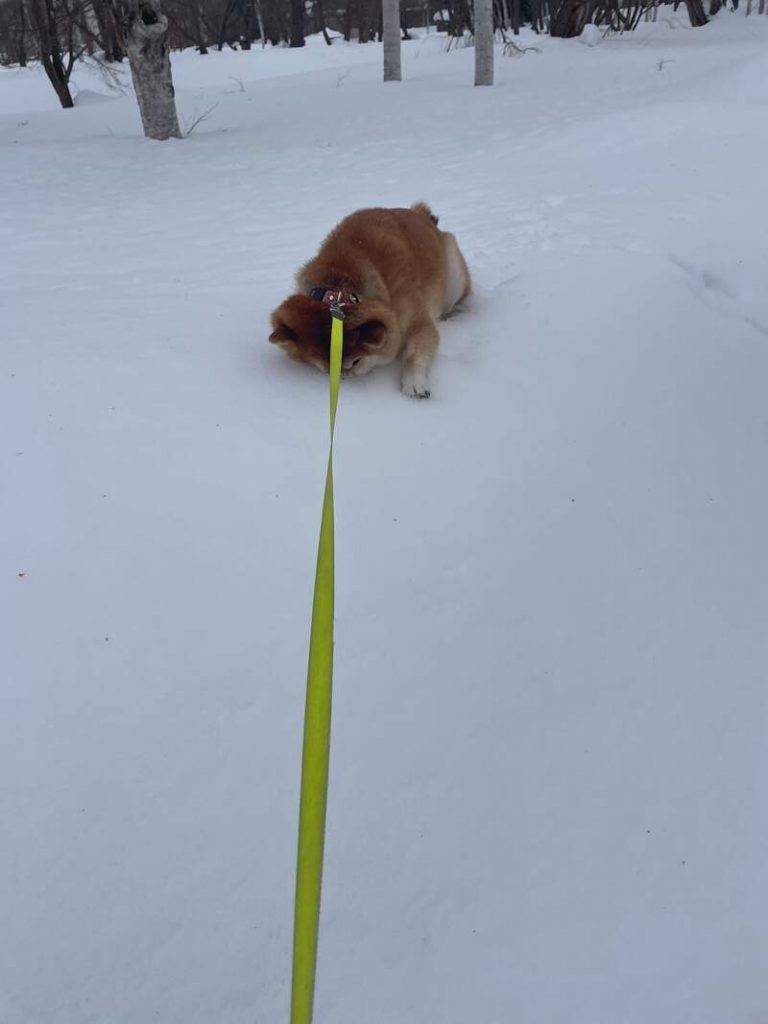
[[310, 286, 360, 319]]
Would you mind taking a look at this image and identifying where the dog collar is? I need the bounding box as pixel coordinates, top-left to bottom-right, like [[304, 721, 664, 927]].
[[310, 286, 360, 310]]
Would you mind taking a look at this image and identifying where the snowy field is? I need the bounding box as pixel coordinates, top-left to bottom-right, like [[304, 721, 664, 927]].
[[3, 14, 768, 1024]]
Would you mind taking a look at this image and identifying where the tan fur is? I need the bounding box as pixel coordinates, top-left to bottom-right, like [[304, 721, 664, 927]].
[[269, 203, 471, 398]]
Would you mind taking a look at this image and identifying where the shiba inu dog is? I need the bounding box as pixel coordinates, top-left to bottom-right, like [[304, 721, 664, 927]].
[[269, 203, 471, 398]]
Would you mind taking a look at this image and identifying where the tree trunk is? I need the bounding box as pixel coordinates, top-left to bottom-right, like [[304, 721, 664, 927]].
[[124, 0, 182, 140], [343, 0, 352, 39], [93, 0, 125, 62], [17, 0, 28, 65], [240, 0, 255, 48], [254, 0, 266, 45], [358, 0, 370, 40], [473, 0, 493, 85], [383, 0, 401, 79], [216, 0, 236, 48], [41, 52, 74, 107], [315, 0, 332, 43], [685, 0, 709, 23], [196, 1, 208, 52], [550, 0, 586, 35], [26, 0, 75, 107], [290, 0, 305, 45]]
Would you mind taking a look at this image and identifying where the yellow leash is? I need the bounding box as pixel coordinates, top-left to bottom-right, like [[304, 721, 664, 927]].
[[290, 312, 343, 1024]]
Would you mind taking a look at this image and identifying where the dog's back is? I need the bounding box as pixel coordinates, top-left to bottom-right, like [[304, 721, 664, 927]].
[[270, 203, 470, 397], [297, 203, 461, 323]]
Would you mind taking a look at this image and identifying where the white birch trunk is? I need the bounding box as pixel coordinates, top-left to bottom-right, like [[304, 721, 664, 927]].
[[125, 0, 182, 140], [383, 0, 402, 82], [474, 0, 494, 86], [255, 0, 266, 46]]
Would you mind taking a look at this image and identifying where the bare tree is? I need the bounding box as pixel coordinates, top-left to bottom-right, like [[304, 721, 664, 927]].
[[382, 0, 400, 79], [91, 0, 125, 60], [474, 0, 493, 84], [24, 0, 86, 108], [214, 0, 236, 48], [163, 1, 209, 52], [684, 0, 709, 23], [548, 0, 585, 35], [3, 0, 724, 80], [315, 0, 332, 43], [122, 0, 181, 139], [289, 0, 304, 43], [240, 0, 256, 47], [0, 0, 30, 65]]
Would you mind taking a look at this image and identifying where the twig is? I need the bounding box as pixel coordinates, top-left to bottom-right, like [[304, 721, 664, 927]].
[[184, 102, 219, 136], [81, 54, 129, 94], [503, 39, 542, 55], [225, 75, 246, 93]]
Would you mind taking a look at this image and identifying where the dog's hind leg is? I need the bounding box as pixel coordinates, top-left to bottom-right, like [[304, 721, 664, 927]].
[[442, 232, 472, 314], [401, 319, 439, 399]]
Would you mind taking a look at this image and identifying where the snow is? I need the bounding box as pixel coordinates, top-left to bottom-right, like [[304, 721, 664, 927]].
[[579, 23, 603, 45], [2, 15, 768, 1024]]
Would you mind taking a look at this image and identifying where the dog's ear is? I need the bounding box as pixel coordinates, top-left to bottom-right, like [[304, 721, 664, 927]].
[[270, 294, 324, 347], [411, 201, 438, 226], [269, 296, 306, 345], [346, 300, 396, 348], [269, 322, 296, 344], [356, 318, 387, 346]]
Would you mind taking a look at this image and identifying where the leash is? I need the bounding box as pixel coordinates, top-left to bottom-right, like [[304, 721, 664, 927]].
[[290, 307, 344, 1024]]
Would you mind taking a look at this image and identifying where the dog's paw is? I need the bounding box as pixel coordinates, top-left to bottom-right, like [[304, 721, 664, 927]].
[[401, 369, 431, 400], [402, 381, 431, 400]]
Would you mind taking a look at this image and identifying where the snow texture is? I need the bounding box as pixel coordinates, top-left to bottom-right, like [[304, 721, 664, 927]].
[[2, 14, 768, 1024]]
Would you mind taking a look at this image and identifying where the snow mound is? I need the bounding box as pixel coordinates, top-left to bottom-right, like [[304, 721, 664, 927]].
[[579, 23, 603, 46], [73, 89, 114, 105]]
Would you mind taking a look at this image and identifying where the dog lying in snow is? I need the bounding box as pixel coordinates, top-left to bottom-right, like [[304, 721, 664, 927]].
[[269, 203, 471, 398]]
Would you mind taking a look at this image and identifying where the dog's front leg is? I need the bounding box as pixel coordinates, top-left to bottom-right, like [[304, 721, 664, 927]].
[[401, 320, 439, 399]]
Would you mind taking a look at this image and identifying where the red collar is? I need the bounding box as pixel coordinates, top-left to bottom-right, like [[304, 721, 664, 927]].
[[310, 286, 360, 313]]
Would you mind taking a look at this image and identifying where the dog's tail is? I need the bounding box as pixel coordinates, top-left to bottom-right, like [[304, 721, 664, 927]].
[[411, 201, 439, 226]]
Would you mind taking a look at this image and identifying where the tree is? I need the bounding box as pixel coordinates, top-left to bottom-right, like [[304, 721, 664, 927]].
[[2, 0, 29, 65], [289, 0, 304, 45], [315, 0, 332, 44], [122, 0, 182, 139], [549, 0, 585, 35], [91, 0, 126, 61], [473, 0, 493, 85], [239, 0, 256, 48], [24, 0, 86, 108], [382, 0, 400, 80], [684, 0, 709, 24]]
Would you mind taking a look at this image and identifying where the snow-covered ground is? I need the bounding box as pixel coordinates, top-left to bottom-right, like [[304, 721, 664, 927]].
[[2, 15, 768, 1024]]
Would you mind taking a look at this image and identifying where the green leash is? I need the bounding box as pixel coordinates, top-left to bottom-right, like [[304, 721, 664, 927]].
[[290, 311, 343, 1024]]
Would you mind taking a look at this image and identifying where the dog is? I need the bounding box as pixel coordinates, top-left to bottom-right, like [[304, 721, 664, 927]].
[[269, 203, 471, 398]]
